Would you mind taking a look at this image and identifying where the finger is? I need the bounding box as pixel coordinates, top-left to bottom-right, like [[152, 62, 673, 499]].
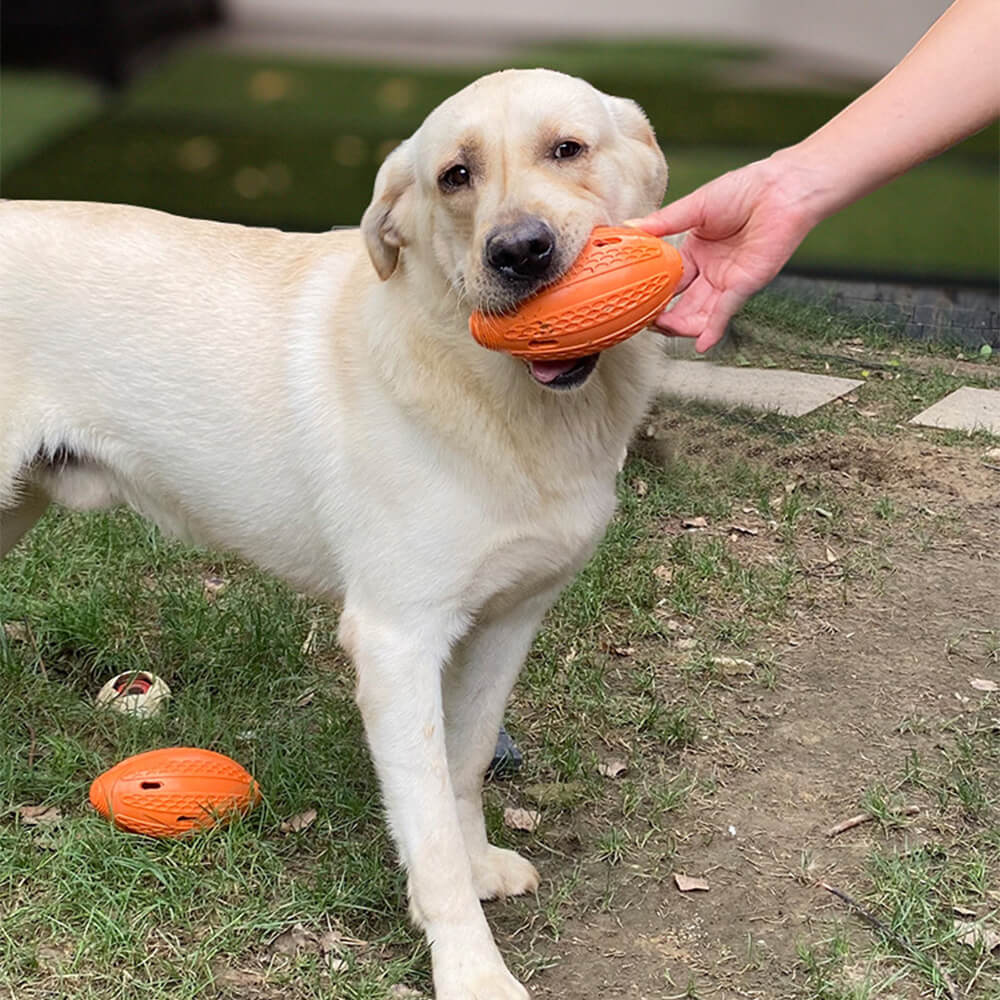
[[652, 272, 734, 348], [626, 188, 707, 238]]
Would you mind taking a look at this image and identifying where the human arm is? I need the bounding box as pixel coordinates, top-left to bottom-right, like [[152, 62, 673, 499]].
[[633, 0, 1000, 353]]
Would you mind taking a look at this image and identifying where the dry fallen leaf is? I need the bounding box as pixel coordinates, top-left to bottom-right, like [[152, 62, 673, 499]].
[[825, 545, 839, 564], [19, 804, 63, 827], [681, 516, 708, 530], [211, 960, 267, 990], [970, 678, 998, 693], [633, 478, 649, 497], [728, 523, 759, 537], [712, 655, 755, 677], [503, 807, 541, 832], [390, 987, 426, 999], [300, 620, 320, 656], [955, 919, 1000, 951], [597, 759, 628, 779], [269, 923, 313, 957], [673, 873, 710, 893], [202, 575, 229, 602], [3, 621, 28, 642], [295, 687, 317, 708], [611, 645, 635, 657], [280, 808, 318, 835], [653, 564, 674, 585]]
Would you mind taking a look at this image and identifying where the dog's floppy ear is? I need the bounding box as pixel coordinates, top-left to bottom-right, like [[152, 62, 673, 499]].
[[361, 139, 415, 280], [603, 95, 669, 209]]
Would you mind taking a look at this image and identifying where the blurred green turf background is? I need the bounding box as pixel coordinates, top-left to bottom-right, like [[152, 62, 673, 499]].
[[2, 41, 997, 280]]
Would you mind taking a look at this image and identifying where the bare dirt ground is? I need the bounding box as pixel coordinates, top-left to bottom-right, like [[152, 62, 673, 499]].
[[511, 426, 1000, 999]]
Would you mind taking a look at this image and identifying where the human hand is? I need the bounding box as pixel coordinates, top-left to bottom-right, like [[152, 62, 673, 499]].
[[630, 155, 821, 353]]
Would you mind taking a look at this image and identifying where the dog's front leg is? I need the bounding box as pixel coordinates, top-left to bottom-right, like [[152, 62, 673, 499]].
[[339, 602, 529, 1000], [444, 588, 561, 902]]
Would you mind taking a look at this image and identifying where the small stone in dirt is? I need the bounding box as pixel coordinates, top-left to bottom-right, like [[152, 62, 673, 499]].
[[673, 873, 710, 893], [503, 807, 541, 832], [681, 516, 708, 530], [969, 678, 998, 693]]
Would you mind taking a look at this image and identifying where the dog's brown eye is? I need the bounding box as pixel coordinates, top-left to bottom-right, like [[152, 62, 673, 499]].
[[439, 164, 471, 192], [553, 140, 584, 160]]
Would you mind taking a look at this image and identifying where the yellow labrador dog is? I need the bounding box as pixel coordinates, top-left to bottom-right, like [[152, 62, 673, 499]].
[[0, 69, 667, 997]]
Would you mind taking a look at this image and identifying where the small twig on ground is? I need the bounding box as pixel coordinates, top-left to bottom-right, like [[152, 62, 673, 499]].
[[26, 723, 37, 770], [818, 881, 962, 1000], [826, 805, 920, 838], [25, 622, 48, 681], [981, 463, 1000, 473]]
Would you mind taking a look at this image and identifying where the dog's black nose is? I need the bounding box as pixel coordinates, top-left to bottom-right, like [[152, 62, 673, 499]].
[[485, 219, 556, 280]]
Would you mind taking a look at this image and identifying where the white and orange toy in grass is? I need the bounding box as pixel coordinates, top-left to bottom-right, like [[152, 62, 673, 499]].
[[469, 225, 683, 363]]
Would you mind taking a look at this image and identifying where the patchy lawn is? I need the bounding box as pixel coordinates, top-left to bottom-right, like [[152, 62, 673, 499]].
[[1, 306, 997, 999]]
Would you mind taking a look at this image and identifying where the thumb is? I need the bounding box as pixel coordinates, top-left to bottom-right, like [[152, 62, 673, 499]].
[[627, 188, 706, 238]]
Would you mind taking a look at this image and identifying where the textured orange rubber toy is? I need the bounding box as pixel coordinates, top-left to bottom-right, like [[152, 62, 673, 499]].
[[89, 747, 261, 838], [469, 226, 683, 361]]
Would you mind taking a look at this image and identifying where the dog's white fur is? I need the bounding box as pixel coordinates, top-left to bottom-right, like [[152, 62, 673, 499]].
[[0, 69, 667, 998]]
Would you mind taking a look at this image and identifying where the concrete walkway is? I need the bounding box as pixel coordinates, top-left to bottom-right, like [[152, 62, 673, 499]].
[[662, 360, 862, 417], [661, 358, 1000, 434]]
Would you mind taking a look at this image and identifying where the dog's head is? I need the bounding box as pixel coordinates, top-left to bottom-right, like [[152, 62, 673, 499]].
[[361, 68, 667, 390]]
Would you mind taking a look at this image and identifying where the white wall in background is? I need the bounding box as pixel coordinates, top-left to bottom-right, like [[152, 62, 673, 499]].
[[226, 0, 949, 75]]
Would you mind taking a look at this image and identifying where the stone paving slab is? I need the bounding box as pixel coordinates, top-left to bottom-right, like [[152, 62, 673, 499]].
[[909, 387, 1000, 435], [661, 360, 864, 417]]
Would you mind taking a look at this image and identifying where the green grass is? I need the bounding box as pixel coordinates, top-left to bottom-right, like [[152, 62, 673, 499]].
[[0, 422, 825, 997], [3, 43, 996, 277], [797, 711, 999, 1000], [1, 306, 996, 995], [0, 71, 102, 173]]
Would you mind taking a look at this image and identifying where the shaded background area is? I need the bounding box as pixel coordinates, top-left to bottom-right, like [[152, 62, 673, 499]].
[[2, 0, 998, 286]]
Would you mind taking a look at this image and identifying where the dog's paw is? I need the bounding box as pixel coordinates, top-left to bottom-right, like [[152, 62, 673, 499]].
[[471, 845, 539, 901], [435, 965, 529, 1000]]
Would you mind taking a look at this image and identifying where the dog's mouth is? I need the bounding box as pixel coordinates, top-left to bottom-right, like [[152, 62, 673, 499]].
[[525, 354, 599, 390]]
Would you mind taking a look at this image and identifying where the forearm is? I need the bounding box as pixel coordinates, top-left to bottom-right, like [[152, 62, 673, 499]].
[[772, 0, 1000, 226]]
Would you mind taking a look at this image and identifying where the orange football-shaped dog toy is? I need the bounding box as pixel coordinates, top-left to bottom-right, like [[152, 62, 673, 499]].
[[469, 226, 683, 361], [89, 747, 261, 838]]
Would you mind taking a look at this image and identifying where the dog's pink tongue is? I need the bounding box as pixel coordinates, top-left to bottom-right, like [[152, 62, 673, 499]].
[[529, 359, 578, 383]]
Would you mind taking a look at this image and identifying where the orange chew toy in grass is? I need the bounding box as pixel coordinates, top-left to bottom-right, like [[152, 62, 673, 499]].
[[89, 747, 261, 838], [469, 226, 683, 362]]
